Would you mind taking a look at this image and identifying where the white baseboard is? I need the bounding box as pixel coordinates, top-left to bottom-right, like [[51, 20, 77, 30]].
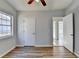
[[74, 52, 79, 57], [35, 45, 53, 47], [16, 45, 24, 47], [16, 45, 35, 47], [16, 45, 53, 47], [0, 46, 16, 58]]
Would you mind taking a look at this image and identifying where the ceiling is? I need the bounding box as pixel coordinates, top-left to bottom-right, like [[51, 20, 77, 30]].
[[6, 0, 73, 11]]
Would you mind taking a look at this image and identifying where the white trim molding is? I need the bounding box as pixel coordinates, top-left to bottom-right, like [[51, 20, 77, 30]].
[[0, 46, 16, 57], [16, 45, 24, 47], [35, 45, 53, 47], [74, 52, 79, 57]]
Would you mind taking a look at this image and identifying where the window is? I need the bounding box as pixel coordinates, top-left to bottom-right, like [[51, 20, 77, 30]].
[[0, 12, 13, 37]]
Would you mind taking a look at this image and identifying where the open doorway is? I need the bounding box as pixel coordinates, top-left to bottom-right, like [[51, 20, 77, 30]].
[[52, 17, 63, 46], [52, 14, 74, 52]]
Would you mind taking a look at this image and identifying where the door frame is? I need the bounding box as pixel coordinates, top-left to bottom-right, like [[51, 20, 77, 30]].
[[52, 14, 75, 52], [73, 13, 75, 52], [52, 17, 63, 46]]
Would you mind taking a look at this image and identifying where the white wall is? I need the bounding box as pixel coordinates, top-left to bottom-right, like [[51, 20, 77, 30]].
[[0, 0, 16, 57], [65, 0, 79, 57], [17, 11, 64, 47]]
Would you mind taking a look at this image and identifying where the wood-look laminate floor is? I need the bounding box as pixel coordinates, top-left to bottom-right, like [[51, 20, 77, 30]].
[[3, 47, 77, 58]]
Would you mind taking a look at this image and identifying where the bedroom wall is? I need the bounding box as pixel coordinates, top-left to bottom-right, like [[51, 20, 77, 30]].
[[17, 10, 64, 47], [0, 0, 16, 57]]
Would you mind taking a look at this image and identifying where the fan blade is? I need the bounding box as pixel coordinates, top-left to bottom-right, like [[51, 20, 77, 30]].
[[28, 0, 34, 4], [40, 0, 46, 6]]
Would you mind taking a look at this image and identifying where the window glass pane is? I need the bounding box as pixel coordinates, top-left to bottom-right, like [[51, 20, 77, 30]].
[[6, 21, 11, 25], [0, 13, 2, 18], [2, 26, 7, 33], [0, 26, 2, 34], [7, 26, 10, 30], [7, 26, 11, 32], [1, 20, 6, 25], [7, 16, 11, 21], [0, 19, 1, 24]]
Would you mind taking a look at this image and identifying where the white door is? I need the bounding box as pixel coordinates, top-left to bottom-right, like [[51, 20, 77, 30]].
[[63, 13, 73, 52], [18, 17, 36, 46]]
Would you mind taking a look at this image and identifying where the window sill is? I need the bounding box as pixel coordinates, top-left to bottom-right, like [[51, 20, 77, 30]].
[[0, 35, 13, 40]]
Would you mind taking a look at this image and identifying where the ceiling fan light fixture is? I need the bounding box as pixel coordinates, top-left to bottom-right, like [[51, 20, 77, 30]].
[[27, 0, 46, 6], [35, 0, 40, 2]]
